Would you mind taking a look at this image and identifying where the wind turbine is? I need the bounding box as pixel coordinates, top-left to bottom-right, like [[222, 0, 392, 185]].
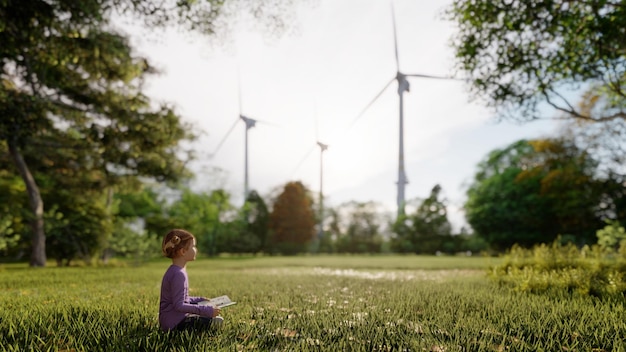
[[211, 71, 270, 201], [312, 105, 329, 241], [291, 105, 329, 243], [346, 2, 461, 218]]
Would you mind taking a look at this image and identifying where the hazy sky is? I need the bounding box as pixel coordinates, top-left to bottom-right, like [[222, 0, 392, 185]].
[[123, 0, 559, 230]]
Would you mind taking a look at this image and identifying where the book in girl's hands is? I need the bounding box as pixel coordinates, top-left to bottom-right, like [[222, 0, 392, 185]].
[[199, 295, 237, 308]]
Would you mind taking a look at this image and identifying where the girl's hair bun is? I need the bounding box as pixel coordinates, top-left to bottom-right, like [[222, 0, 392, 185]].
[[161, 229, 195, 258]]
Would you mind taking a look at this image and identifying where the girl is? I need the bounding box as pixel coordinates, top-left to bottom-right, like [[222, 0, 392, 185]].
[[159, 229, 223, 331]]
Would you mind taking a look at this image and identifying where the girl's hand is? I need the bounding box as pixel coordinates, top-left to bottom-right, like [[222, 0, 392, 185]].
[[212, 307, 222, 317]]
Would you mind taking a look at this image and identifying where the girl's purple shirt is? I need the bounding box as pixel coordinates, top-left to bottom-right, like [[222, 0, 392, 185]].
[[158, 264, 214, 331]]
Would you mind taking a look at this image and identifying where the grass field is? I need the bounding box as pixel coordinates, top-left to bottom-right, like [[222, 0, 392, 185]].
[[1, 255, 624, 351]]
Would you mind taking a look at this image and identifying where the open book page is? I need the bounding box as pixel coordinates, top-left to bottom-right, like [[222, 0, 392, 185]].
[[198, 295, 237, 308]]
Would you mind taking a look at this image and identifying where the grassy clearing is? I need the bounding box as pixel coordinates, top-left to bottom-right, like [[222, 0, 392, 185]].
[[0, 256, 624, 351], [198, 254, 499, 270]]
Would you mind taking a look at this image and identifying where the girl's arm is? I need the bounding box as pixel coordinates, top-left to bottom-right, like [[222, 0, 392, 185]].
[[189, 296, 207, 304], [170, 274, 215, 317]]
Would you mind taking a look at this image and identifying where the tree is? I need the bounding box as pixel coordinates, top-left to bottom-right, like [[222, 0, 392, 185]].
[[392, 185, 452, 254], [0, 170, 28, 258], [43, 177, 113, 266], [115, 186, 165, 221], [559, 116, 626, 187], [464, 138, 611, 249], [167, 188, 232, 256], [1, 0, 304, 266], [1, 139, 122, 265], [446, 0, 626, 123], [202, 190, 265, 255], [244, 190, 270, 253], [334, 201, 387, 254], [0, 0, 202, 266], [268, 181, 315, 255], [317, 206, 338, 253], [105, 185, 169, 262]]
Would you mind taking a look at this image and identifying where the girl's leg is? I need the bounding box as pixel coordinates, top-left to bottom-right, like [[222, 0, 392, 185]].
[[175, 315, 224, 331]]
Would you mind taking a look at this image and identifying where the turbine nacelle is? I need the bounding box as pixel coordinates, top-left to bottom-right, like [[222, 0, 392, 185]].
[[240, 115, 256, 130], [396, 72, 410, 94]]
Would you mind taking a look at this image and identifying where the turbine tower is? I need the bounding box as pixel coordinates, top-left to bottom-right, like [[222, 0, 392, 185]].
[[241, 114, 256, 199], [389, 2, 460, 217], [316, 141, 328, 240], [290, 106, 329, 245], [346, 2, 460, 218], [211, 72, 269, 201]]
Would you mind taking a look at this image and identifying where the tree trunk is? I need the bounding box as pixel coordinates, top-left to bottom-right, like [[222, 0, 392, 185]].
[[8, 139, 46, 266]]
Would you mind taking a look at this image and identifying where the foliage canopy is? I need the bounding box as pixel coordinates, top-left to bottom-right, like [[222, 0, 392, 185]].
[[464, 138, 618, 249], [446, 0, 626, 123], [0, 0, 304, 265]]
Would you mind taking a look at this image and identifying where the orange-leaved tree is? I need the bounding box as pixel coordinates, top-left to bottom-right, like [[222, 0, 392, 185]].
[[268, 181, 315, 255]]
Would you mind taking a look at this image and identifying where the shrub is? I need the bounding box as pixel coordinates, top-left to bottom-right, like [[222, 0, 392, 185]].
[[596, 220, 626, 250], [490, 239, 626, 299]]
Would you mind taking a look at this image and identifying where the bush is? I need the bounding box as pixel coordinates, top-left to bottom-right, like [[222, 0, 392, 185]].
[[490, 239, 626, 299], [596, 220, 626, 250]]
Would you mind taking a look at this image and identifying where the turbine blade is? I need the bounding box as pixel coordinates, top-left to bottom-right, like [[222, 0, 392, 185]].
[[240, 115, 280, 128], [291, 145, 316, 177], [237, 66, 243, 115], [210, 117, 240, 157], [405, 73, 463, 81], [314, 100, 319, 141], [391, 1, 400, 72], [345, 76, 395, 132], [254, 117, 280, 127]]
